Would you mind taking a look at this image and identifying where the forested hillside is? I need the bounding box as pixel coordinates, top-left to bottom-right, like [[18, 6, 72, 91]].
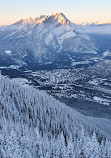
[[0, 74, 111, 158]]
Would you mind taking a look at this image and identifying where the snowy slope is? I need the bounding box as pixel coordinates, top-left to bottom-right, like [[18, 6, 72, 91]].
[[0, 74, 111, 157], [0, 13, 97, 68]]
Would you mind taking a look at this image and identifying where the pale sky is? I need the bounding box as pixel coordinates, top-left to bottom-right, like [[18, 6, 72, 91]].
[[0, 0, 111, 26]]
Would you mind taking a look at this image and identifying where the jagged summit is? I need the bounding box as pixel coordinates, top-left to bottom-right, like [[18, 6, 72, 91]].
[[52, 12, 70, 25], [15, 12, 70, 25]]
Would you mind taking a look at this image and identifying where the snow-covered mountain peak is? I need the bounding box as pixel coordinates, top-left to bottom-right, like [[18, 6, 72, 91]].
[[22, 17, 35, 24], [14, 15, 46, 25], [0, 12, 97, 67], [52, 12, 70, 25], [15, 12, 70, 26]]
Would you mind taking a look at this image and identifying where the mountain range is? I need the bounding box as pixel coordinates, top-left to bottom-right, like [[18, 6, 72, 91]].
[[0, 13, 98, 69]]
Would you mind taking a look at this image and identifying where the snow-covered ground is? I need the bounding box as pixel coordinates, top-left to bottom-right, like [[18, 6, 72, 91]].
[[4, 50, 12, 55], [11, 78, 31, 86], [93, 96, 110, 105]]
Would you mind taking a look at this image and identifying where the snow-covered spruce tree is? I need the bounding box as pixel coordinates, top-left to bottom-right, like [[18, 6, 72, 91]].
[[0, 75, 111, 158]]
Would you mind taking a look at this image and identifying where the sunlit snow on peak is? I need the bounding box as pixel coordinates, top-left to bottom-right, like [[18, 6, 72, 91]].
[[52, 12, 70, 25], [15, 12, 70, 25]]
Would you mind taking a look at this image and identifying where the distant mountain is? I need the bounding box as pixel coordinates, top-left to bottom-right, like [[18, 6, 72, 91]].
[[0, 13, 97, 69], [79, 23, 111, 53], [80, 23, 111, 34]]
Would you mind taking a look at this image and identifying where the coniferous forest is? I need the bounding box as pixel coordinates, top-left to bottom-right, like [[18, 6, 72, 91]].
[[0, 74, 111, 158]]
